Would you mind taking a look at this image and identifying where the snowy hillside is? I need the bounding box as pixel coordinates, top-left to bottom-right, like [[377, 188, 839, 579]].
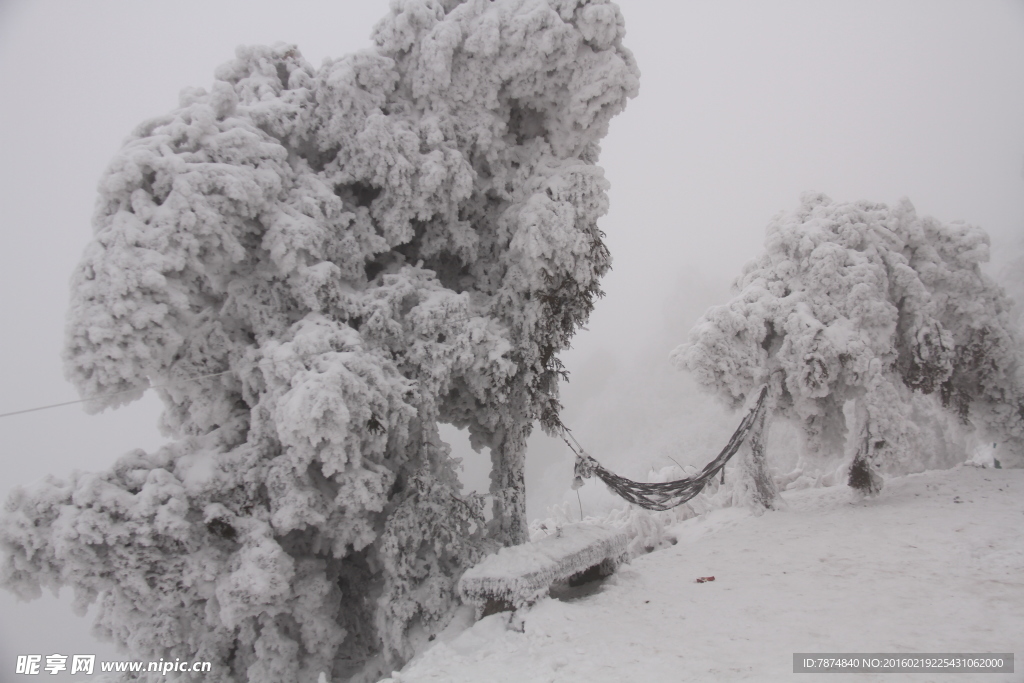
[[383, 466, 1023, 683]]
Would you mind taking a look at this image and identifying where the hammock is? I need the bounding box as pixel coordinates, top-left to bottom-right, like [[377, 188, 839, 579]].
[[566, 385, 769, 511]]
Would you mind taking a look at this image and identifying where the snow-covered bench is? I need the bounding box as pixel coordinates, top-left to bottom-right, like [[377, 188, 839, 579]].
[[459, 523, 631, 615]]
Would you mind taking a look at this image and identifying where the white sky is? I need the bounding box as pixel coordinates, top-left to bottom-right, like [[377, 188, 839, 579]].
[[1, 0, 1022, 675]]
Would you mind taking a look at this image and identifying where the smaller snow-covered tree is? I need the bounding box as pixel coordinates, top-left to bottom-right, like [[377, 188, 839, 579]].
[[1001, 246, 1024, 338], [675, 193, 1024, 496]]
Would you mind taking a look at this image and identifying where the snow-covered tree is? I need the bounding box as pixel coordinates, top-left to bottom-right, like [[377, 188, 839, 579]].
[[1, 1, 638, 680], [1001, 245, 1024, 338], [674, 193, 1024, 496]]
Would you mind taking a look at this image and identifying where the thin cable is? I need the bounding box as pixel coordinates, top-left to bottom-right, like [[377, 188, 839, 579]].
[[0, 398, 106, 419], [1, 309, 488, 421], [0, 369, 236, 420], [0, 343, 335, 420]]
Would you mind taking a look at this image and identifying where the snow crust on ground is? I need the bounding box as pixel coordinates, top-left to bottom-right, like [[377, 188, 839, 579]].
[[382, 466, 1024, 683]]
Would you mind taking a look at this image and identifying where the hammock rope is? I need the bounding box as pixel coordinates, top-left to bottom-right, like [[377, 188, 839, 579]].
[[564, 385, 770, 512]]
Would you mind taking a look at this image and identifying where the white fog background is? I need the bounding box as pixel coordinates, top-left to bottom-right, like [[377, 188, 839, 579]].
[[1, 0, 1022, 675]]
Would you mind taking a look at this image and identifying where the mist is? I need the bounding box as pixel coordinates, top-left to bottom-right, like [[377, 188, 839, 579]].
[[1, 0, 1022, 674]]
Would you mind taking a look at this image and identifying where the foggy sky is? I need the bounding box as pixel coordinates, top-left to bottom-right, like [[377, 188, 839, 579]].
[[1, 0, 1022, 674]]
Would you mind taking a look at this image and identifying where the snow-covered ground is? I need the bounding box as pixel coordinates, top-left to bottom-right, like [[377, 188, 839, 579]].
[[384, 466, 1023, 683]]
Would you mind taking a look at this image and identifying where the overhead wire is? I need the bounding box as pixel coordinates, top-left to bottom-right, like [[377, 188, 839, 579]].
[[0, 369, 236, 419], [0, 307, 492, 421], [0, 345, 334, 421]]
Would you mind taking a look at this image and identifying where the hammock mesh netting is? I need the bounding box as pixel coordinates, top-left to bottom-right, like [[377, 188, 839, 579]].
[[569, 385, 769, 511]]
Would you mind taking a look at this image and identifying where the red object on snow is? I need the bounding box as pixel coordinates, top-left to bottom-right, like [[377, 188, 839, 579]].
[[696, 576, 715, 583]]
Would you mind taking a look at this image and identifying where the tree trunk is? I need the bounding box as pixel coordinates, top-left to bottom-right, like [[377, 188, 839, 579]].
[[489, 393, 530, 546], [848, 398, 884, 495], [734, 375, 782, 513]]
